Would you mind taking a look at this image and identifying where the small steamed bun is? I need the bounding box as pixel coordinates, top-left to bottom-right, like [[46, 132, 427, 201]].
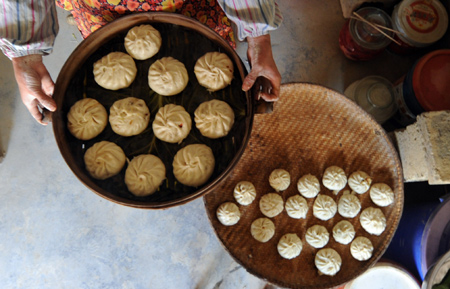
[[360, 207, 387, 236], [216, 202, 241, 226], [152, 104, 192, 144], [124, 24, 162, 60], [269, 169, 291, 192], [93, 52, 137, 90], [297, 174, 320, 198], [233, 181, 257, 206], [306, 225, 329, 249], [259, 193, 284, 218], [315, 248, 342, 276], [332, 220, 355, 245], [84, 141, 126, 180], [350, 236, 374, 261], [109, 97, 150, 137], [285, 195, 308, 219], [67, 98, 107, 140], [348, 171, 372, 194], [313, 194, 337, 221], [194, 99, 235, 139], [251, 218, 275, 243], [172, 144, 215, 187], [338, 190, 361, 218], [194, 51, 234, 91], [124, 154, 166, 197], [148, 57, 188, 96], [369, 183, 394, 207], [322, 166, 347, 192], [277, 233, 303, 260]]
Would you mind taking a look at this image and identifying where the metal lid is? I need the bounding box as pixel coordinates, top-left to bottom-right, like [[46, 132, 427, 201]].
[[395, 0, 448, 46]]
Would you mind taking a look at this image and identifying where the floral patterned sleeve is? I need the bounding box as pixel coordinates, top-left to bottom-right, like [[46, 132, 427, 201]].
[[216, 0, 283, 41], [0, 0, 59, 59]]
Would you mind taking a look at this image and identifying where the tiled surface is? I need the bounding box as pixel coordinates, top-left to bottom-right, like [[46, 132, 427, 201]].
[[0, 1, 442, 288]]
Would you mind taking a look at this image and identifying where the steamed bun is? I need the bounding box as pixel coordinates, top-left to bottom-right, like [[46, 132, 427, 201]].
[[124, 154, 166, 197], [338, 190, 361, 218], [172, 144, 215, 187], [322, 166, 347, 192], [109, 97, 150, 137], [194, 99, 235, 139], [315, 248, 342, 276], [259, 193, 284, 218], [124, 24, 161, 60], [152, 104, 192, 144], [313, 194, 337, 221], [216, 202, 241, 226], [67, 98, 107, 140], [369, 183, 394, 207], [350, 236, 374, 261], [285, 195, 308, 219], [194, 52, 234, 91], [233, 181, 257, 206], [297, 174, 320, 198], [148, 57, 188, 96], [305, 225, 329, 248], [277, 233, 303, 260], [93, 52, 137, 90], [84, 141, 126, 180], [269, 169, 291, 192], [348, 171, 372, 194], [251, 218, 275, 243], [360, 207, 387, 236], [332, 220, 355, 245]]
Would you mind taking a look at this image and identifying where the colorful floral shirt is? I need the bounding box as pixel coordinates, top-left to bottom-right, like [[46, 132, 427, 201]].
[[0, 0, 282, 59]]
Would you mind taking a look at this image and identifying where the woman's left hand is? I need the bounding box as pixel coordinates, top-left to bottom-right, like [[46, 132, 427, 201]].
[[243, 34, 281, 102]]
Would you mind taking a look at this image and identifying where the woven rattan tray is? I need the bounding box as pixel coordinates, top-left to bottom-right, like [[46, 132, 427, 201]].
[[204, 83, 404, 289]]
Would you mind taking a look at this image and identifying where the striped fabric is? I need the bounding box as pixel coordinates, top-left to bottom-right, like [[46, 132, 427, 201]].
[[0, 0, 58, 59], [0, 0, 281, 59], [217, 0, 283, 41]]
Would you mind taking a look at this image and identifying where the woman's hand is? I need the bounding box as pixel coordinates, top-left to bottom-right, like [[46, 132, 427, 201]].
[[243, 34, 281, 102], [12, 54, 56, 125]]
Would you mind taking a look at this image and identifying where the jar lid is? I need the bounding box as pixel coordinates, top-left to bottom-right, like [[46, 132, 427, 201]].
[[350, 7, 393, 50], [412, 49, 450, 111], [396, 0, 448, 46]]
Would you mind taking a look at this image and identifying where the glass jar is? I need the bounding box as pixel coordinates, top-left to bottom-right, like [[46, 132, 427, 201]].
[[345, 76, 397, 124], [339, 7, 394, 61]]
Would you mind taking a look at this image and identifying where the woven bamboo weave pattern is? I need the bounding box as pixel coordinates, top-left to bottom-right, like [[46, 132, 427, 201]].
[[204, 83, 403, 289]]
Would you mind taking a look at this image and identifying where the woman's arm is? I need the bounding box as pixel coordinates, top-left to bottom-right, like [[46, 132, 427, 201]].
[[1, 0, 59, 124], [217, 0, 282, 101]]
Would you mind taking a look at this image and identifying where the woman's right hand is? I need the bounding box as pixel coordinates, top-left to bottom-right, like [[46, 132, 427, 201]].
[[12, 54, 56, 125]]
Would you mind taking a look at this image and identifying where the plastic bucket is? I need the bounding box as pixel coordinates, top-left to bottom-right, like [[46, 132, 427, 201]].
[[383, 201, 440, 280]]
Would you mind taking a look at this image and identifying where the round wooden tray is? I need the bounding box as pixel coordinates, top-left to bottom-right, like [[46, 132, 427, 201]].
[[52, 13, 253, 209], [204, 83, 404, 289]]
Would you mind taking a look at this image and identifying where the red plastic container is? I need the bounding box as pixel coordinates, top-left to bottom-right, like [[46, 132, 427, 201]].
[[412, 49, 450, 111], [393, 49, 450, 126]]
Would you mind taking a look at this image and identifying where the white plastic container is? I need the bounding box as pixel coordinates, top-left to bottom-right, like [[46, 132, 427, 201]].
[[391, 0, 448, 48], [343, 261, 421, 289]]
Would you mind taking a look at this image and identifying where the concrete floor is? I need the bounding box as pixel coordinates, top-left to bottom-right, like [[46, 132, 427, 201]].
[[0, 1, 447, 288]]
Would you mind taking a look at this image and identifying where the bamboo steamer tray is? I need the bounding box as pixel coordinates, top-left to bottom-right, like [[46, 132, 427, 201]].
[[52, 13, 252, 209], [204, 83, 404, 289]]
